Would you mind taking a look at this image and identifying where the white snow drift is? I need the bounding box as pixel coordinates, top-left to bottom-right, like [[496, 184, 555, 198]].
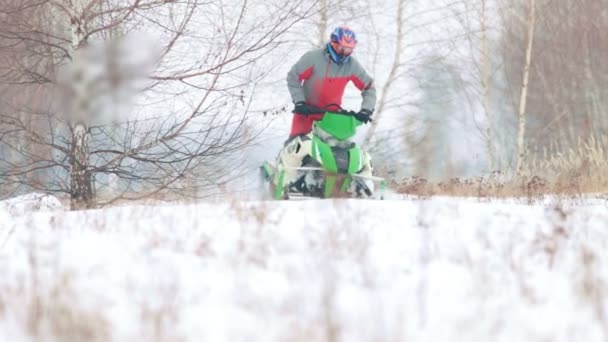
[[0, 194, 607, 341]]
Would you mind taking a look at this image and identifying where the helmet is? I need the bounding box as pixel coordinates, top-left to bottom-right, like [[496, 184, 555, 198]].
[[328, 26, 357, 64]]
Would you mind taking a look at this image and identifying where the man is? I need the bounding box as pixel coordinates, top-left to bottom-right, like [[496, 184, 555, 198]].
[[274, 26, 376, 194], [286, 26, 376, 137]]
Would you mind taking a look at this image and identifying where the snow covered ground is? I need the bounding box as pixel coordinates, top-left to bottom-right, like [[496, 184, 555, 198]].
[[1, 193, 608, 341]]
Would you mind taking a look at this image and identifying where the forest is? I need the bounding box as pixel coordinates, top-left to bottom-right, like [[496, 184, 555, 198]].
[[1, 0, 606, 208]]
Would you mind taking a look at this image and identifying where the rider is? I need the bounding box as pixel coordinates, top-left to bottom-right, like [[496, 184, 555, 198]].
[[286, 26, 376, 137], [276, 26, 377, 191]]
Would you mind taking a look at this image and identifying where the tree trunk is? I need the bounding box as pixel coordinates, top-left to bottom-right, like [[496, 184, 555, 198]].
[[515, 0, 536, 175], [70, 122, 94, 209], [481, 0, 495, 172], [318, 0, 328, 46], [67, 0, 95, 209]]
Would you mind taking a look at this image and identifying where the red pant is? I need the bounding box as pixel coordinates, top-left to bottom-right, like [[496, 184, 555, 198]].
[[290, 113, 324, 137]]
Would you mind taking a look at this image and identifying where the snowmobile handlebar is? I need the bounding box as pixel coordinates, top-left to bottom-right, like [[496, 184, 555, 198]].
[[307, 104, 372, 122], [307, 104, 354, 115]]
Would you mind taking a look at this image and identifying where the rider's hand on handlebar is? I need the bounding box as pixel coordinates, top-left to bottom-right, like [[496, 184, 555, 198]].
[[293, 102, 315, 115], [354, 109, 373, 123]]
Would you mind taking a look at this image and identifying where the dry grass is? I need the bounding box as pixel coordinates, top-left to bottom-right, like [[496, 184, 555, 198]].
[[393, 134, 608, 199], [392, 173, 555, 199], [28, 273, 110, 342]]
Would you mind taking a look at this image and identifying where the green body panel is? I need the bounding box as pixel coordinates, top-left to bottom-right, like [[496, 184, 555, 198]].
[[339, 148, 363, 193], [312, 137, 363, 176], [324, 175, 337, 198], [317, 112, 361, 141], [311, 136, 338, 173], [340, 177, 352, 192], [312, 141, 366, 197], [312, 136, 338, 198], [275, 169, 285, 199], [347, 148, 362, 175], [311, 116, 366, 197], [262, 161, 274, 180]]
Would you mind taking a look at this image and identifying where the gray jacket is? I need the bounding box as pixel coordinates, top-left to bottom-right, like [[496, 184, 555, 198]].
[[286, 47, 376, 113]]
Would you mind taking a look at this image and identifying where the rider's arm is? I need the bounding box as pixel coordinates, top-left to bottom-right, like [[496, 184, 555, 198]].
[[286, 51, 315, 104], [350, 58, 376, 113]]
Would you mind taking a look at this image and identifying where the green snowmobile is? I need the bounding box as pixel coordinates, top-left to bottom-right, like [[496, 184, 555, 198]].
[[261, 105, 386, 200]]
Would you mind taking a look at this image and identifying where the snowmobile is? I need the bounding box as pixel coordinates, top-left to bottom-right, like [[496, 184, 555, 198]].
[[260, 104, 386, 200]]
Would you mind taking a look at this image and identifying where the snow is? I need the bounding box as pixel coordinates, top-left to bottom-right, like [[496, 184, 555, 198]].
[[1, 194, 608, 341], [0, 193, 63, 216]]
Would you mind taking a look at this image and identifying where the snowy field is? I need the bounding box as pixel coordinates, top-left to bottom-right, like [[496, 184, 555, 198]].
[[1, 193, 608, 341]]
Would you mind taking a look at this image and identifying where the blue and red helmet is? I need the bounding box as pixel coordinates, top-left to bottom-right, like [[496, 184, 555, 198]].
[[328, 26, 357, 64]]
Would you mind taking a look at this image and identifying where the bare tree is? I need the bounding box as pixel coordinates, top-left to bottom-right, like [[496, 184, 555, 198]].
[[500, 0, 608, 168], [362, 0, 484, 177], [514, 0, 536, 175], [318, 0, 329, 46], [0, 0, 315, 208], [480, 0, 495, 171], [0, 0, 56, 196], [362, 0, 405, 147], [447, 0, 507, 172]]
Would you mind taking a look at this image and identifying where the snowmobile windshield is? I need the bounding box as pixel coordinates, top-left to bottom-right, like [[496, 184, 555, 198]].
[[316, 111, 361, 141]]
